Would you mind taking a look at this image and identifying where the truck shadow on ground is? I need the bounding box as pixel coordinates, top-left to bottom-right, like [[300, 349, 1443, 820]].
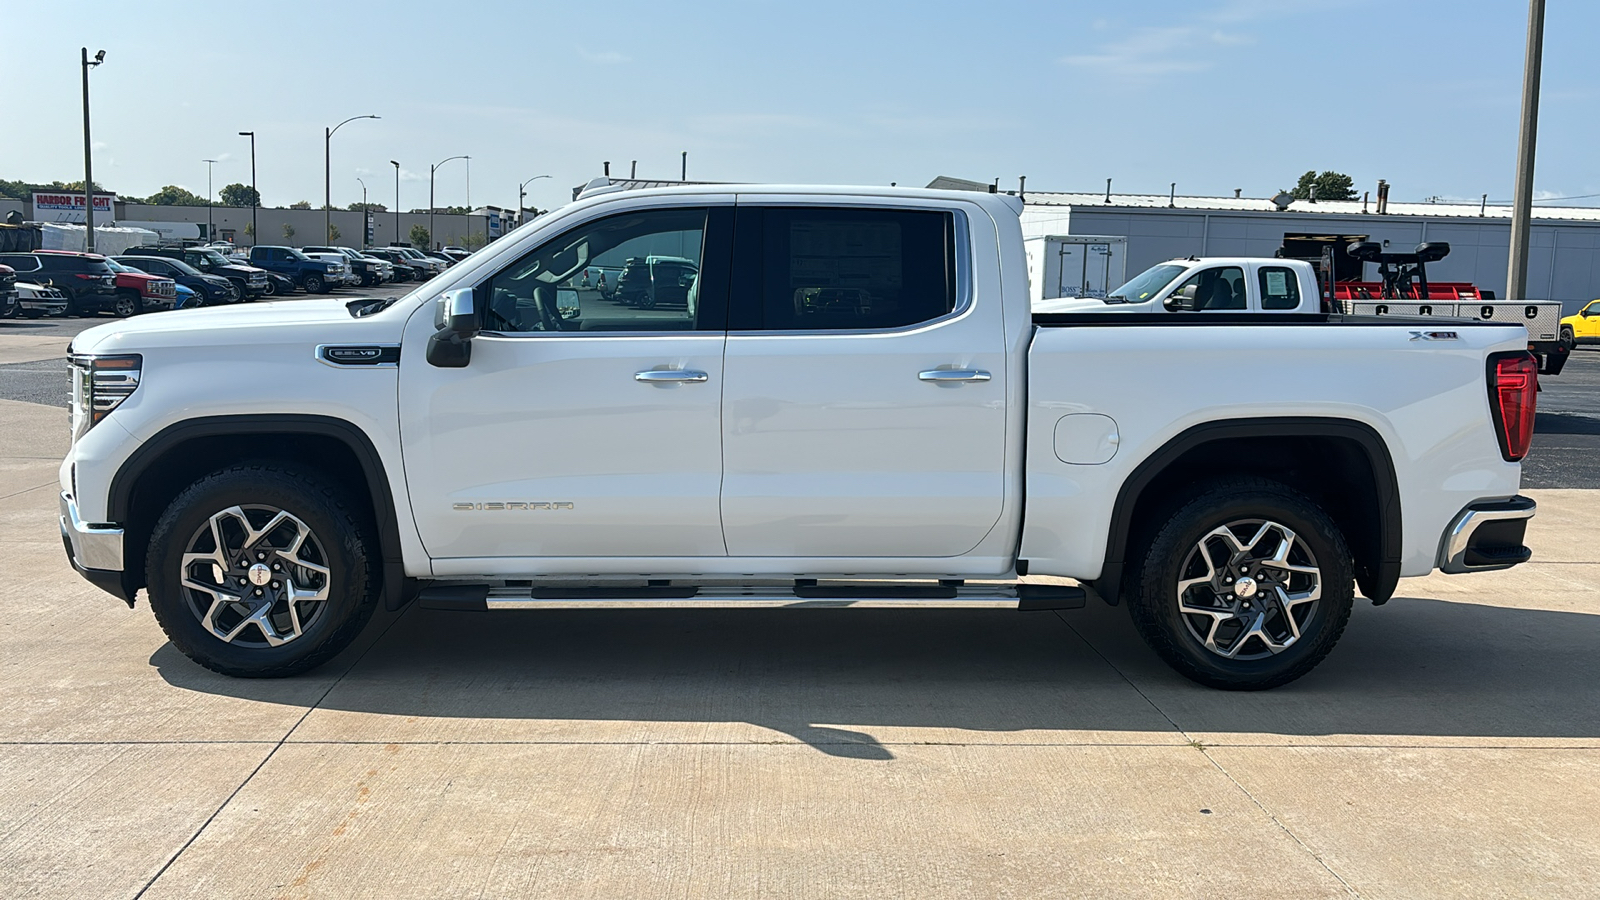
[[153, 596, 1600, 759]]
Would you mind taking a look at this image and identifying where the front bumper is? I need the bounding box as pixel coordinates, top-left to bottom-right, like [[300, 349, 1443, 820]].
[[1437, 496, 1536, 574], [60, 491, 133, 604], [19, 298, 69, 314]]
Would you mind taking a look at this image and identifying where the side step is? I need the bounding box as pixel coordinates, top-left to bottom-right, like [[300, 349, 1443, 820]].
[[417, 582, 1089, 612]]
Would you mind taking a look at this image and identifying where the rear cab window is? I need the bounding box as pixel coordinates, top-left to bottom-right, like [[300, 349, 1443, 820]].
[[730, 206, 956, 331], [1257, 265, 1302, 310]]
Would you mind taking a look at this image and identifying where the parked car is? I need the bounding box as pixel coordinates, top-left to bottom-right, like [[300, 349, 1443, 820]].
[[0, 251, 119, 317], [301, 246, 391, 287], [172, 283, 199, 310], [60, 184, 1539, 692], [390, 246, 445, 278], [615, 255, 697, 309], [361, 248, 420, 282], [247, 246, 345, 294], [420, 249, 455, 267], [1560, 299, 1600, 347], [441, 246, 472, 263], [99, 257, 177, 315], [0, 264, 16, 318], [138, 246, 269, 300], [115, 255, 241, 306], [260, 270, 297, 296], [300, 251, 361, 287], [13, 280, 70, 318]]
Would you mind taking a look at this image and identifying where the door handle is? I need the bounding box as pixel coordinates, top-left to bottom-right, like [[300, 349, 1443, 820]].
[[918, 368, 991, 383], [635, 369, 709, 384]]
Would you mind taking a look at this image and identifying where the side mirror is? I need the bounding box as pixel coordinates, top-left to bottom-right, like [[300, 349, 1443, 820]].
[[427, 288, 480, 368], [1164, 285, 1200, 311], [556, 288, 581, 320]]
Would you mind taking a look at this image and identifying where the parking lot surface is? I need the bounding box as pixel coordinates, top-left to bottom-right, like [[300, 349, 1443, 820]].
[[2, 320, 1598, 898]]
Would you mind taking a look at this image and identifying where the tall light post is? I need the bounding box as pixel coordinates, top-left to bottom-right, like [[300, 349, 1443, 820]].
[[430, 155, 469, 251], [202, 159, 218, 240], [390, 160, 400, 247], [80, 48, 105, 252], [325, 114, 379, 243], [518, 174, 551, 226], [238, 131, 256, 246], [356, 177, 368, 249], [1506, 0, 1546, 301]]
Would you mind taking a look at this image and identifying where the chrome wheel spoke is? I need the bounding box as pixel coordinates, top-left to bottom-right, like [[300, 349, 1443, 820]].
[[180, 503, 331, 649], [1176, 517, 1322, 661]]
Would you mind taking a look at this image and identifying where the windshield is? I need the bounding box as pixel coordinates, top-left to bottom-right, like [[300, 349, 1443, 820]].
[[191, 251, 231, 269], [1107, 263, 1188, 303], [159, 258, 202, 276], [287, 248, 312, 261], [104, 259, 130, 273]]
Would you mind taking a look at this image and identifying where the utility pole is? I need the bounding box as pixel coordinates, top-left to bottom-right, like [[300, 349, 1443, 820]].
[[357, 177, 368, 249], [325, 114, 379, 244], [391, 160, 400, 247], [81, 48, 105, 252], [430, 155, 468, 251], [202, 159, 218, 240], [239, 131, 256, 246], [1506, 0, 1546, 301], [681, 151, 687, 182]]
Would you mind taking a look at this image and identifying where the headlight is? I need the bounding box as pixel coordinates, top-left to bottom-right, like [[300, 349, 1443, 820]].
[[68, 353, 142, 440]]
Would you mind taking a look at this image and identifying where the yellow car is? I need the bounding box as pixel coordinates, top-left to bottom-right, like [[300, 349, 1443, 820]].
[[1562, 299, 1600, 347]]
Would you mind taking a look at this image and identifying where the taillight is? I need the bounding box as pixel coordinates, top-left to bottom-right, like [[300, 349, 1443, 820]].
[[1487, 352, 1537, 462]]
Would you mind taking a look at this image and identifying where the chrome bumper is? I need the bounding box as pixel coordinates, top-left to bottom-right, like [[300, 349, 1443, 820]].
[[59, 491, 124, 572], [1438, 496, 1536, 574]]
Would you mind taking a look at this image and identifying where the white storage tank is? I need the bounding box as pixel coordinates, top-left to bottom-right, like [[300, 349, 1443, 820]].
[[1024, 234, 1128, 302]]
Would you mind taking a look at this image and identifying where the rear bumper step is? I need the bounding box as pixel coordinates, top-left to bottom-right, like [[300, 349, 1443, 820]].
[[1438, 495, 1536, 574], [417, 582, 1089, 612]]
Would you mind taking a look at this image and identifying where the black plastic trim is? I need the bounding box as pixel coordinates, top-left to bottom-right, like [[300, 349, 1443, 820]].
[[108, 414, 408, 611], [1033, 312, 1512, 328], [1094, 417, 1403, 606]]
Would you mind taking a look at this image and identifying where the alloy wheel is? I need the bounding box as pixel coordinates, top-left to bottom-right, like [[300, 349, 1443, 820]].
[[179, 504, 331, 648], [1175, 518, 1322, 660]]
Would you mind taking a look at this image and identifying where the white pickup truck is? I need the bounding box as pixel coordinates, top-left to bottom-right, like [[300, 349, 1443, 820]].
[[59, 183, 1540, 690], [1033, 257, 1321, 315]]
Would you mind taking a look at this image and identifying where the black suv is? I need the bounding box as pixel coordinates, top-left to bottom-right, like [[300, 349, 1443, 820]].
[[301, 246, 385, 287], [137, 246, 269, 299], [115, 255, 241, 306], [0, 251, 119, 316]]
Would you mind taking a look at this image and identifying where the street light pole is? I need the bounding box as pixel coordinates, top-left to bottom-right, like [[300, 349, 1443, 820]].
[[202, 159, 218, 240], [325, 114, 379, 244], [80, 48, 105, 252], [356, 177, 368, 249], [239, 131, 256, 246], [391, 160, 400, 247], [1506, 0, 1546, 302], [518, 174, 551, 227], [430, 155, 469, 251]]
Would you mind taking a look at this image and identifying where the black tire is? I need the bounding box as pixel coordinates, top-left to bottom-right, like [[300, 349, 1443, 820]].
[[1561, 326, 1576, 351], [302, 273, 326, 294], [113, 292, 140, 318], [639, 289, 656, 310], [262, 278, 278, 297], [1125, 477, 1355, 690], [223, 280, 245, 304], [145, 463, 380, 678]]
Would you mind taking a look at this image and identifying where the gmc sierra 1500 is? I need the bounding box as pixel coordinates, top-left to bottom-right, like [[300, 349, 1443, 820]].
[[58, 181, 1538, 689]]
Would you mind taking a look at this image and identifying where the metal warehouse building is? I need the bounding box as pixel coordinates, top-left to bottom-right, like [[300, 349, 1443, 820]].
[[930, 176, 1600, 315]]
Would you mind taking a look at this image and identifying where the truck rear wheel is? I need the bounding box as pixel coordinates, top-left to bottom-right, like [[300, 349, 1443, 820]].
[[145, 463, 379, 678], [1126, 477, 1354, 690]]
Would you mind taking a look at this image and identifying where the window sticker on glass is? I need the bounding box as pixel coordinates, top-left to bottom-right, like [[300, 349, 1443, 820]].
[[1265, 270, 1289, 295]]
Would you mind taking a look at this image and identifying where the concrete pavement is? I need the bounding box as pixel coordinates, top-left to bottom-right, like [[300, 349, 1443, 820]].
[[3, 397, 1600, 897]]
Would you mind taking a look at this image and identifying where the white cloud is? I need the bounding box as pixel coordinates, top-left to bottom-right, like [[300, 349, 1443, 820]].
[[578, 48, 629, 65], [1061, 26, 1250, 78]]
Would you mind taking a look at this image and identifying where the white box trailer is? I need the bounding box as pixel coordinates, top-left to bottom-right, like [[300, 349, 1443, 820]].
[[1024, 234, 1127, 302]]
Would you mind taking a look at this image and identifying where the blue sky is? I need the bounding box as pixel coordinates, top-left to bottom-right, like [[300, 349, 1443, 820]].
[[8, 0, 1597, 213]]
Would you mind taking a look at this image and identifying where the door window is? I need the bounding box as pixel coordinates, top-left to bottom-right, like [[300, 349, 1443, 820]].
[[731, 207, 956, 331], [1257, 266, 1301, 310], [1171, 266, 1246, 310], [481, 207, 726, 333]]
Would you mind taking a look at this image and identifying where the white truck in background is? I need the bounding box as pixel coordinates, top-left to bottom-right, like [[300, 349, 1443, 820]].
[[1024, 235, 1126, 304], [59, 183, 1540, 691]]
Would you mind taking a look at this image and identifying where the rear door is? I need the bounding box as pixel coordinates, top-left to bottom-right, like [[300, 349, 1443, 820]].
[[718, 201, 1008, 558]]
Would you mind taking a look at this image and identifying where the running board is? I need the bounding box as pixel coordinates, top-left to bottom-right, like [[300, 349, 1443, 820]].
[[417, 582, 1087, 612]]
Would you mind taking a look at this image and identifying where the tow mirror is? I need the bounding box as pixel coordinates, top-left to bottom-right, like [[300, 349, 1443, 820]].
[[427, 288, 480, 368], [1164, 285, 1200, 311]]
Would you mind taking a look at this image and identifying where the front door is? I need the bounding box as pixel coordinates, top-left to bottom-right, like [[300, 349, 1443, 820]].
[[399, 203, 733, 562], [719, 203, 1009, 559]]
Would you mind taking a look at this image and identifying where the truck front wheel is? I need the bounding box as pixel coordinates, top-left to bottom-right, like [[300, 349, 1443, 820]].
[[144, 463, 379, 678], [302, 273, 326, 294], [1126, 478, 1354, 690]]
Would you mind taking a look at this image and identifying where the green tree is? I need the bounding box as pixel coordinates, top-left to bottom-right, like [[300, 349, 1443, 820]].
[[219, 183, 260, 207], [408, 224, 430, 249], [327, 223, 341, 242], [282, 222, 296, 241], [347, 201, 386, 213], [460, 232, 488, 251], [1289, 170, 1357, 202], [142, 185, 209, 206], [244, 222, 255, 239], [289, 200, 311, 210], [438, 205, 471, 216]]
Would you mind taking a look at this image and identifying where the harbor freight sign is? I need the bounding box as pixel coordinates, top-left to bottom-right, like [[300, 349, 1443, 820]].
[[32, 192, 117, 223]]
